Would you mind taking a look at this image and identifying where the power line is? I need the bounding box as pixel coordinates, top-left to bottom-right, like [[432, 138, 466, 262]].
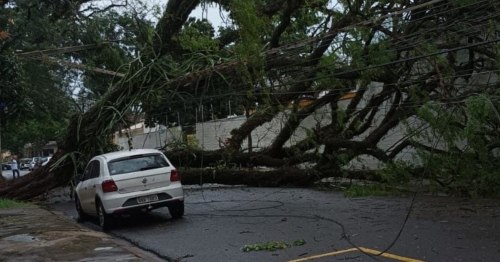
[[262, 0, 493, 64], [264, 0, 448, 56], [33, 56, 125, 77], [96, 1, 500, 259], [127, 0, 485, 90], [152, 15, 500, 102], [17, 41, 125, 77], [16, 41, 118, 59], [101, 64, 500, 115]]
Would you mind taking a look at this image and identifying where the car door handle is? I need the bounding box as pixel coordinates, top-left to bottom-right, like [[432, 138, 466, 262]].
[[84, 187, 88, 190], [92, 185, 96, 189]]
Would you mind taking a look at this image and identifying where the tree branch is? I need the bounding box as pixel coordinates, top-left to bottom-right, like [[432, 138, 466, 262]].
[[79, 0, 128, 18], [229, 16, 356, 150], [364, 96, 417, 145], [269, 0, 305, 48], [360, 147, 391, 163], [345, 90, 392, 138], [380, 89, 401, 126], [155, 0, 200, 57], [268, 91, 341, 154], [387, 139, 412, 159], [210, 0, 287, 18], [308, 15, 353, 64]]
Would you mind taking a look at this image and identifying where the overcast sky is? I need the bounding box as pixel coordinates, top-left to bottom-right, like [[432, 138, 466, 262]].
[[192, 3, 229, 29]]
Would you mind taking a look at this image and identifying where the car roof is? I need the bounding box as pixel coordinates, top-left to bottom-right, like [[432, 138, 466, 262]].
[[99, 149, 163, 161]]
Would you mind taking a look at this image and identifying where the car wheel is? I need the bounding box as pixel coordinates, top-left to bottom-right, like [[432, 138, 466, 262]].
[[168, 201, 184, 219], [97, 199, 112, 231], [75, 196, 88, 222]]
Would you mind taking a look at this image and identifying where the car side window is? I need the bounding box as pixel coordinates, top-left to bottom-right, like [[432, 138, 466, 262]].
[[90, 160, 100, 179], [82, 161, 94, 181]]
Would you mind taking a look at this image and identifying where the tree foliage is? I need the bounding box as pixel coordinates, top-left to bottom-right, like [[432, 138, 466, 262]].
[[2, 0, 500, 199]]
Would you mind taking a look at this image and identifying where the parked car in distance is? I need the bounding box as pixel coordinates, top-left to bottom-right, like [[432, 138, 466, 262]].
[[74, 149, 184, 231], [19, 158, 32, 170], [29, 157, 41, 171], [2, 162, 12, 170], [29, 157, 51, 171], [41, 157, 52, 167]]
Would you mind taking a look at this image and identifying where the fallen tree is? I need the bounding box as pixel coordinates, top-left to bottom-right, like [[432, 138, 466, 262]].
[[1, 0, 500, 200]]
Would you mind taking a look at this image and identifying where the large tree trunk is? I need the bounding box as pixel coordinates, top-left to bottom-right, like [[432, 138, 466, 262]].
[[0, 0, 202, 200], [0, 151, 74, 200], [180, 168, 317, 187], [2, 0, 496, 200], [179, 168, 382, 187]]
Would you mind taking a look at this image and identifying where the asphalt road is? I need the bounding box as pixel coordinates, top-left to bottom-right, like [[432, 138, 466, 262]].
[[1, 169, 31, 180], [47, 186, 500, 262]]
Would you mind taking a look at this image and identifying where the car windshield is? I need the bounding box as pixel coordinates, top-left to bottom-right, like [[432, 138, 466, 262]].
[[107, 154, 170, 176]]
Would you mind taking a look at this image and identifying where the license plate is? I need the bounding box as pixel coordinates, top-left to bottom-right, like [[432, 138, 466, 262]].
[[137, 195, 158, 204]]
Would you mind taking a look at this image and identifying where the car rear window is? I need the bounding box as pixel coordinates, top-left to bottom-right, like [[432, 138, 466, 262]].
[[107, 154, 170, 175]]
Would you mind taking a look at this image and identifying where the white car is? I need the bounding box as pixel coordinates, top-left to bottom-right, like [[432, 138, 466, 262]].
[[41, 157, 52, 166], [74, 149, 184, 231], [29, 157, 40, 171]]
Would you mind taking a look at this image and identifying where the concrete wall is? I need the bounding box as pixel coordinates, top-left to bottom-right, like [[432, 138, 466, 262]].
[[116, 126, 184, 151], [120, 83, 416, 170], [124, 65, 498, 170], [23, 141, 58, 157], [190, 82, 415, 170]]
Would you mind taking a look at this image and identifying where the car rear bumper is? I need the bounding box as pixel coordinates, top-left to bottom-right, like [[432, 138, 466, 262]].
[[110, 198, 184, 215], [100, 182, 184, 214]]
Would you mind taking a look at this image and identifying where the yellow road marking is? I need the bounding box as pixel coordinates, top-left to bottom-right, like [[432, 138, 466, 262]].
[[287, 248, 358, 262], [359, 247, 425, 262], [287, 247, 425, 262]]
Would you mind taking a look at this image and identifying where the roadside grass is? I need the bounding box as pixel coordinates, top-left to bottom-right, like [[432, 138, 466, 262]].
[[0, 198, 32, 209], [344, 184, 411, 197], [315, 181, 413, 197]]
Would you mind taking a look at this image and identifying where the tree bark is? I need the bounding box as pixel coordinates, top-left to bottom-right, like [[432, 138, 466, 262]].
[[179, 168, 383, 187]]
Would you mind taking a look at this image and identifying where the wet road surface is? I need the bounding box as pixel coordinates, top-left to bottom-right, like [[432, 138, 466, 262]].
[[47, 186, 500, 262]]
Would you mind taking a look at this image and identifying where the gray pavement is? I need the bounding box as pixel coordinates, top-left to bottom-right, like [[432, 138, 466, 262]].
[[1, 170, 165, 262], [1, 169, 30, 180], [0, 206, 164, 262], [47, 186, 500, 262]]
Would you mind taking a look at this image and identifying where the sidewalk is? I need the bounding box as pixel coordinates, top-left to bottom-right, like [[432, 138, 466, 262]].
[[0, 206, 164, 261]]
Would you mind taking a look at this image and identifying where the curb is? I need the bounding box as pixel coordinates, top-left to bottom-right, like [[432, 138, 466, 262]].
[[109, 236, 167, 262], [48, 209, 167, 262]]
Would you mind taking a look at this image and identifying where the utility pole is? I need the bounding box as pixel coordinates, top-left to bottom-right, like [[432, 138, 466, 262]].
[[0, 105, 4, 168], [0, 121, 2, 168], [245, 101, 252, 153], [165, 114, 168, 147]]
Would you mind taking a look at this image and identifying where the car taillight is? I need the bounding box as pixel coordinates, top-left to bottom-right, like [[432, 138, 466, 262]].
[[102, 180, 118, 193], [170, 169, 180, 182]]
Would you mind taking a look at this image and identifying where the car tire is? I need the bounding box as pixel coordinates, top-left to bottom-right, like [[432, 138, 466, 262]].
[[75, 196, 88, 222], [97, 199, 112, 231], [168, 201, 184, 219]]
